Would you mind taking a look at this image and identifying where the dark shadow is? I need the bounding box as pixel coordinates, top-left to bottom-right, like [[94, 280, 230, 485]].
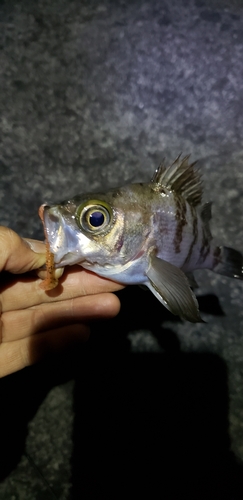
[[197, 293, 225, 316], [71, 350, 243, 500], [0, 285, 242, 500], [69, 287, 243, 500], [97, 286, 225, 352]]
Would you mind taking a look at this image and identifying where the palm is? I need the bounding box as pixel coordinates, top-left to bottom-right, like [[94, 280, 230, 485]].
[[0, 228, 122, 377]]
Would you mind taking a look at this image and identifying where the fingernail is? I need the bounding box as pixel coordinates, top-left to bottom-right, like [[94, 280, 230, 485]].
[[54, 268, 64, 279], [24, 238, 46, 254]]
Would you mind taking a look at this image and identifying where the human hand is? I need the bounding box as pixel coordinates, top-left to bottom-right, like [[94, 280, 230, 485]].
[[0, 226, 122, 378]]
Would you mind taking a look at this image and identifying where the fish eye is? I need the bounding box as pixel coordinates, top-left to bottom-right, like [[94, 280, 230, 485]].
[[89, 211, 105, 228], [76, 200, 113, 234]]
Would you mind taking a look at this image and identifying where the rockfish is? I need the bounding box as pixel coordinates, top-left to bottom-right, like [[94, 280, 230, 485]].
[[40, 155, 243, 322]]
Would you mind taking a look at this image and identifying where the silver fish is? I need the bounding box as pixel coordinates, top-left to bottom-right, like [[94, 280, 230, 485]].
[[40, 155, 243, 322]]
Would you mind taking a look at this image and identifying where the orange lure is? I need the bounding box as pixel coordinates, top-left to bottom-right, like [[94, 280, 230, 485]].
[[38, 205, 59, 291]]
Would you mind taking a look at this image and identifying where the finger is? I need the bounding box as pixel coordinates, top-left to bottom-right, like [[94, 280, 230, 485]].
[[37, 267, 64, 280], [0, 323, 90, 378], [1, 292, 121, 341], [0, 228, 46, 273], [25, 238, 65, 280], [24, 238, 45, 253], [1, 266, 124, 312]]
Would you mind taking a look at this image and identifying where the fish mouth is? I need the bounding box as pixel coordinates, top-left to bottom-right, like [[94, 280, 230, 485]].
[[43, 205, 83, 266]]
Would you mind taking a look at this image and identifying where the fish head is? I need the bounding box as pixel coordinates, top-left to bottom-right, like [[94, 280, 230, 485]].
[[40, 192, 129, 267], [40, 181, 157, 272]]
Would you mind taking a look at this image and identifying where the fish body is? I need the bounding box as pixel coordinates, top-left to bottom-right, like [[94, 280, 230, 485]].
[[41, 155, 243, 322]]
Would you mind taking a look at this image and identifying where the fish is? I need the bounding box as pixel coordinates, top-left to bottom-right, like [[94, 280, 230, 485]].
[[39, 154, 243, 322]]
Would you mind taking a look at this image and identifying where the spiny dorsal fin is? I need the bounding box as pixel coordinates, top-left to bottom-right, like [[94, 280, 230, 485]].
[[151, 154, 203, 207], [151, 158, 167, 184]]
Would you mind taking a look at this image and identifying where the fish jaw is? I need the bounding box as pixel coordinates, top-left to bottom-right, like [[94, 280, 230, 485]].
[[42, 205, 88, 266]]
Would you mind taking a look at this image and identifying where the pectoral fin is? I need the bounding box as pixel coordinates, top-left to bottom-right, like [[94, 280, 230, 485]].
[[146, 254, 203, 322]]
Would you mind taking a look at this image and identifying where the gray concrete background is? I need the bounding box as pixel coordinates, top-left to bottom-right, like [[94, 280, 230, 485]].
[[0, 0, 243, 498]]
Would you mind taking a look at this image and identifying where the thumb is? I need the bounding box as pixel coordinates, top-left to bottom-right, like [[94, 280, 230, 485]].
[[0, 226, 46, 274]]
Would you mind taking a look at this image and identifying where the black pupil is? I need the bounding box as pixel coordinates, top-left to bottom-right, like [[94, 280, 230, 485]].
[[89, 211, 105, 227]]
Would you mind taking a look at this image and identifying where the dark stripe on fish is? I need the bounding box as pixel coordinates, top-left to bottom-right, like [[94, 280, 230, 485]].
[[173, 195, 187, 253], [183, 204, 198, 266]]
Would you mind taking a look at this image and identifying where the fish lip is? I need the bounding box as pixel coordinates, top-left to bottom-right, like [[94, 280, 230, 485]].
[[43, 205, 83, 266], [43, 206, 61, 250]]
